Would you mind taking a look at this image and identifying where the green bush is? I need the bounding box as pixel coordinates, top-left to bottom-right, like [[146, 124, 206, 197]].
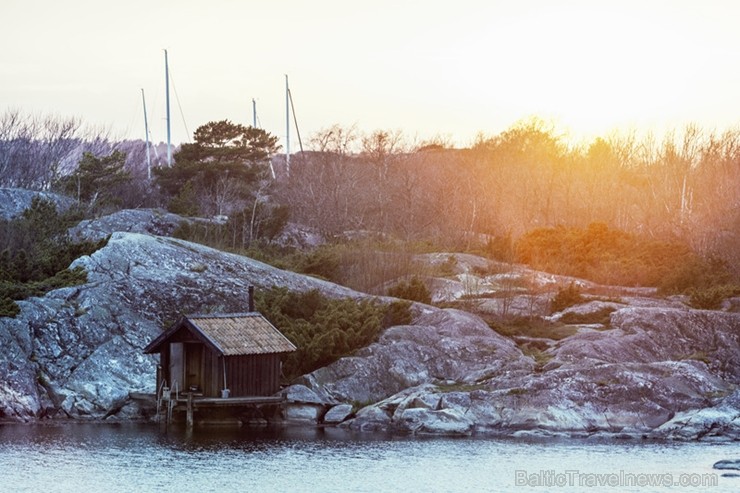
[[515, 222, 703, 288], [168, 182, 200, 216], [0, 198, 103, 318], [256, 287, 402, 379], [688, 284, 740, 310], [550, 283, 584, 313], [382, 300, 413, 327], [658, 255, 732, 295], [0, 297, 20, 318], [291, 247, 341, 280], [387, 276, 432, 304]]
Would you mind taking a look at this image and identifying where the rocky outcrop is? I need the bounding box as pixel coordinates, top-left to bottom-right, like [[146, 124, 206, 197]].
[[0, 187, 73, 219], [1, 204, 738, 441], [0, 231, 359, 420], [299, 306, 740, 438], [655, 389, 740, 440], [297, 308, 531, 406], [69, 209, 187, 242]]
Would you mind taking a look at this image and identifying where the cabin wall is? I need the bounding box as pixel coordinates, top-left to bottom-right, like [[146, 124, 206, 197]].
[[225, 354, 282, 396], [157, 347, 282, 397], [202, 350, 220, 397]]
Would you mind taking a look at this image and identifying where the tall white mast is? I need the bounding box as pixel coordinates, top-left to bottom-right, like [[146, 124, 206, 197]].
[[141, 88, 152, 180], [165, 49, 172, 167], [285, 74, 290, 175], [252, 98, 257, 128]]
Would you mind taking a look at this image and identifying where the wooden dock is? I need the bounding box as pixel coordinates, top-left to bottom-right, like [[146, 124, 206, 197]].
[[129, 392, 286, 427]]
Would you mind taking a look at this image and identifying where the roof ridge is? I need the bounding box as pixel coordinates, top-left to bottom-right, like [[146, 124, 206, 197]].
[[187, 312, 262, 319]]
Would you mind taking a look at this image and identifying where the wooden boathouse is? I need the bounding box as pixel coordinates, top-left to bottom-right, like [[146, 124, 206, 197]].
[[142, 290, 297, 425]]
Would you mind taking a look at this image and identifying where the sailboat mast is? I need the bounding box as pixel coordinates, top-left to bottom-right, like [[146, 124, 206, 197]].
[[285, 74, 290, 175], [141, 88, 152, 180], [252, 98, 257, 128], [165, 49, 172, 167]]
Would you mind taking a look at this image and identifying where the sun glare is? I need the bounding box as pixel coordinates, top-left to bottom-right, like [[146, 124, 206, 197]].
[[446, 2, 716, 142]]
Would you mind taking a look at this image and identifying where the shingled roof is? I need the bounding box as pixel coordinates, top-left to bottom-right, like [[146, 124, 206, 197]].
[[144, 313, 296, 356]]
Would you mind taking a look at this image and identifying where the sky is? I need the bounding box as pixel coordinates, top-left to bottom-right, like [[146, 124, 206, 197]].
[[3, 0, 740, 148]]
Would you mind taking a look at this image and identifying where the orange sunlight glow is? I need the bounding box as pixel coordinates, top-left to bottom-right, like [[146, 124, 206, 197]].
[[444, 1, 735, 143]]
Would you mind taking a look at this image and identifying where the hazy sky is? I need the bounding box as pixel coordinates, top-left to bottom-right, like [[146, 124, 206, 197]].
[[3, 0, 740, 147]]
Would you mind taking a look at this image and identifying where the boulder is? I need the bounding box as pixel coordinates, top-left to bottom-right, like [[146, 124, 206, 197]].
[[395, 407, 473, 435], [653, 389, 740, 440], [283, 404, 323, 424], [69, 209, 187, 241], [714, 460, 740, 470], [323, 404, 354, 424], [345, 405, 392, 432]]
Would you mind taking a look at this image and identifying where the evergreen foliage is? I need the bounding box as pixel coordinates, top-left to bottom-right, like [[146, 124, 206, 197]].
[[0, 198, 106, 317], [156, 119, 287, 244], [56, 150, 131, 211], [255, 287, 410, 379], [657, 255, 732, 294], [550, 283, 584, 313], [387, 276, 432, 304], [558, 306, 616, 326]]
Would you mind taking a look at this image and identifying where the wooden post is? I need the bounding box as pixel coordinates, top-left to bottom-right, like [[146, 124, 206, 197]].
[[186, 392, 194, 428]]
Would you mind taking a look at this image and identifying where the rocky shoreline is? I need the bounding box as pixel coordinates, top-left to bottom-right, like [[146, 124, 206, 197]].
[[0, 199, 738, 441]]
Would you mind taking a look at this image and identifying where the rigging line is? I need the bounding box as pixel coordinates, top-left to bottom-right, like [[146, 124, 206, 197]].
[[287, 88, 304, 153], [168, 67, 191, 142]]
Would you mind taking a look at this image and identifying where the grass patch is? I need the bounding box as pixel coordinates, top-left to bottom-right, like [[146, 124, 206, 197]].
[[558, 306, 616, 326], [434, 382, 485, 393], [677, 351, 712, 365], [488, 316, 578, 341], [520, 344, 553, 371]]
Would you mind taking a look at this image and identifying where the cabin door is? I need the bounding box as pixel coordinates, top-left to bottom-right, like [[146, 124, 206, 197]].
[[169, 342, 184, 392], [185, 343, 204, 393]]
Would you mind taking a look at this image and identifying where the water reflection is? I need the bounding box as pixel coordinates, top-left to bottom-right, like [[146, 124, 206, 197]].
[[0, 423, 736, 493]]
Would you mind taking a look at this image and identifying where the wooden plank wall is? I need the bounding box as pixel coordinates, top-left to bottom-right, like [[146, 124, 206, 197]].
[[226, 354, 281, 396]]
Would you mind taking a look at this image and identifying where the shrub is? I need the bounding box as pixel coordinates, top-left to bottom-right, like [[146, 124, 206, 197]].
[[0, 199, 104, 318], [688, 284, 740, 310], [0, 297, 20, 318], [515, 222, 700, 287], [488, 316, 578, 341], [658, 255, 732, 295], [485, 233, 514, 262], [292, 247, 341, 280], [382, 300, 413, 327], [387, 276, 432, 304], [256, 287, 402, 379], [550, 283, 584, 313]]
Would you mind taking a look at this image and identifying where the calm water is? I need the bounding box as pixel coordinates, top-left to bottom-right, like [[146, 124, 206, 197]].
[[0, 423, 737, 492]]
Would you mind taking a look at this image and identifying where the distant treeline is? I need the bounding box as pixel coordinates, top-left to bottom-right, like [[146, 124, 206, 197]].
[[2, 110, 738, 286]]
